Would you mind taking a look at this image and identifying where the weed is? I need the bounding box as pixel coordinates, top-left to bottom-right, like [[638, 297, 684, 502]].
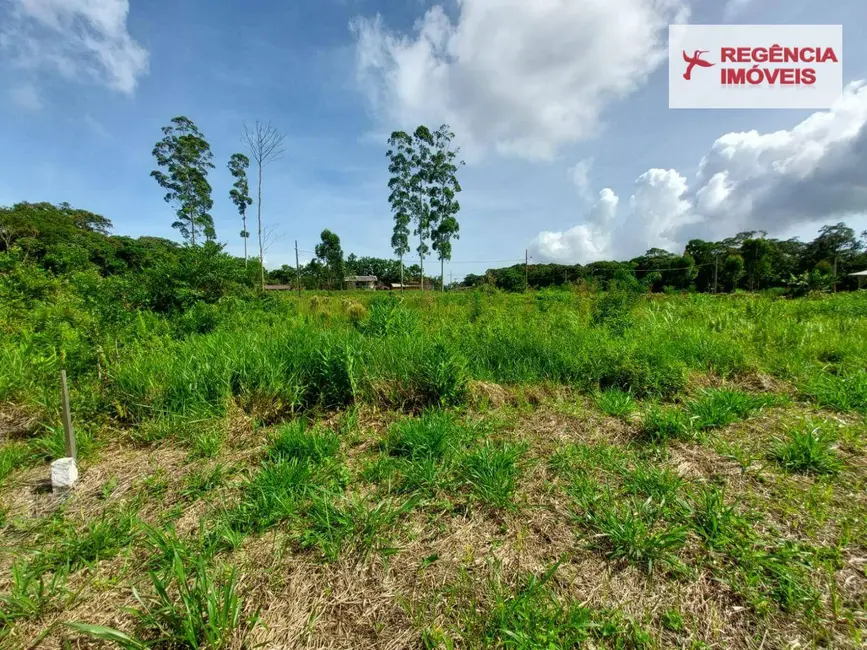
[[141, 471, 169, 500], [584, 497, 687, 573], [385, 411, 463, 461], [622, 463, 682, 508], [0, 563, 68, 632], [74, 534, 257, 649], [591, 288, 638, 335], [0, 442, 32, 484], [594, 388, 636, 418], [771, 424, 840, 475], [418, 342, 469, 407], [688, 486, 751, 551], [661, 608, 684, 632], [485, 567, 597, 648], [732, 542, 820, 615], [221, 459, 315, 535], [300, 492, 413, 561], [460, 441, 527, 509], [187, 426, 224, 459], [30, 425, 97, 462], [801, 368, 867, 413], [360, 294, 418, 337], [182, 463, 228, 499], [35, 507, 139, 574], [268, 420, 340, 464], [307, 341, 359, 408], [640, 406, 693, 443], [99, 476, 119, 500], [686, 389, 781, 430], [549, 442, 629, 477]]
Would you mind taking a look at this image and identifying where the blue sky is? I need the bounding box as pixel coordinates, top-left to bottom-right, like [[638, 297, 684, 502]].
[[1, 0, 866, 278]]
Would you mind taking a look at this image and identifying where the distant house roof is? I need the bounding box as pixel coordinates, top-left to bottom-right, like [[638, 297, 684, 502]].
[[264, 284, 293, 291], [345, 275, 377, 282]]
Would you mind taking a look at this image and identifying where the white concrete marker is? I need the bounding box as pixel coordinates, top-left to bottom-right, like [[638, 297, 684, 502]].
[[51, 457, 78, 491]]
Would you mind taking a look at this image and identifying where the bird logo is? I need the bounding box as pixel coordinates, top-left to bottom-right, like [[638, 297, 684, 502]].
[[682, 50, 714, 80]]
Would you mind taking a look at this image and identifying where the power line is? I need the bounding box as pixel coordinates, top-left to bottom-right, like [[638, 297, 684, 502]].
[[289, 248, 712, 273]]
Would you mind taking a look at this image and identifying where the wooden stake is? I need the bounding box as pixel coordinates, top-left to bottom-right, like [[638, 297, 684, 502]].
[[60, 370, 76, 460], [295, 240, 301, 297]]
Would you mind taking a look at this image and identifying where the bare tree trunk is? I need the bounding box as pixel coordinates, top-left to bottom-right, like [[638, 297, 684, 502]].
[[190, 208, 196, 247], [441, 258, 444, 292], [420, 232, 424, 291], [400, 257, 404, 291], [257, 164, 264, 291], [243, 210, 248, 267], [242, 120, 285, 290]]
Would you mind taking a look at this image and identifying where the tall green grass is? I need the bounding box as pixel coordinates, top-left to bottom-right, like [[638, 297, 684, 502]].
[[3, 290, 867, 467]]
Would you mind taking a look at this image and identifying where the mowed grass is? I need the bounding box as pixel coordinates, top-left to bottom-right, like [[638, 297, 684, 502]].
[[1, 291, 866, 648]]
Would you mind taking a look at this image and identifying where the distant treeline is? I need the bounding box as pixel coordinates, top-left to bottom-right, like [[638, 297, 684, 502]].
[[463, 226, 867, 293], [2, 202, 865, 301]]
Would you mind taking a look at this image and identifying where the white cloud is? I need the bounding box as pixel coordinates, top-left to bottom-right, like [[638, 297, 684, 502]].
[[351, 0, 689, 161], [568, 158, 593, 200], [531, 82, 867, 263], [1, 0, 148, 94], [8, 83, 42, 110], [530, 187, 618, 263]]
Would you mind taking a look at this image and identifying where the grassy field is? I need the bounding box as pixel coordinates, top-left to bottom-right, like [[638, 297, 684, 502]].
[[1, 290, 866, 648]]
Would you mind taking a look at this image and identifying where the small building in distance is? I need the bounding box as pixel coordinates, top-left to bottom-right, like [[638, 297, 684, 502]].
[[387, 282, 422, 290], [264, 284, 293, 291], [344, 275, 377, 290]]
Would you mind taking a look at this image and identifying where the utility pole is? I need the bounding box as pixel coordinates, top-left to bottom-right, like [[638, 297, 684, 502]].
[[833, 253, 838, 293], [525, 249, 529, 292], [714, 254, 719, 295], [295, 240, 301, 297]]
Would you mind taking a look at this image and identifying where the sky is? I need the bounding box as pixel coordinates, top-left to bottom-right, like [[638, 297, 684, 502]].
[[1, 0, 866, 279]]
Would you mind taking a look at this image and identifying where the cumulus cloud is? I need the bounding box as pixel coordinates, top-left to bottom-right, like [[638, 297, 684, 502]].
[[531, 82, 867, 263], [1, 0, 148, 94], [530, 188, 618, 263], [351, 0, 688, 161]]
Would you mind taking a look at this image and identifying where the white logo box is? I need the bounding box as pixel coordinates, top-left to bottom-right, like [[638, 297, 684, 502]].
[[669, 24, 842, 109]]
